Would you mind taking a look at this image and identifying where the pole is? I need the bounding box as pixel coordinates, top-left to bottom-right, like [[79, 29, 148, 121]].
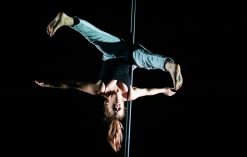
[[124, 0, 136, 157]]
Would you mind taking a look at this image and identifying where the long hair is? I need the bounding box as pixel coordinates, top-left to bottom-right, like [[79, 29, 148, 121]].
[[104, 100, 125, 152], [107, 120, 124, 152]]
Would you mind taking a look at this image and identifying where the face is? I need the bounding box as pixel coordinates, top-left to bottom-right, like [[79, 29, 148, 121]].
[[104, 90, 125, 120]]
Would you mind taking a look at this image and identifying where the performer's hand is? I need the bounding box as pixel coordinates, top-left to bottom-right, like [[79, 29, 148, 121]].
[[34, 80, 51, 88], [163, 87, 176, 96]]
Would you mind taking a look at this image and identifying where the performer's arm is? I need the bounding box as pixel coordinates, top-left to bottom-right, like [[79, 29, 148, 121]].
[[35, 80, 103, 95], [129, 87, 176, 100]]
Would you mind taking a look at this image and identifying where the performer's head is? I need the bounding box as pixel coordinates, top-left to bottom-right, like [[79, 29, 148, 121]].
[[104, 89, 126, 121], [103, 89, 126, 152]]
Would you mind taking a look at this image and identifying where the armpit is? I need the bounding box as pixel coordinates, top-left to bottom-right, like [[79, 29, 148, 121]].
[[97, 80, 106, 94]]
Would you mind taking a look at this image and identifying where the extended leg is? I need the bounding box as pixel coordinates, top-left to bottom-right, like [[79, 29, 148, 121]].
[[47, 12, 119, 43], [71, 18, 121, 44], [47, 12, 126, 61]]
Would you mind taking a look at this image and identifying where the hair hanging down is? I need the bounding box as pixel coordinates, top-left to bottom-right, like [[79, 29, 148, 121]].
[[107, 120, 124, 152], [104, 100, 125, 152]]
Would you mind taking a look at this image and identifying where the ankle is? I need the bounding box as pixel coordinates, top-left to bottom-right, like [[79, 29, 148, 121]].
[[71, 16, 80, 27], [64, 16, 74, 26], [60, 12, 74, 26]]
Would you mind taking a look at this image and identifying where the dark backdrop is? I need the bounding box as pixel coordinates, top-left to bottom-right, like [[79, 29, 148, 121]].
[[1, 0, 246, 156]]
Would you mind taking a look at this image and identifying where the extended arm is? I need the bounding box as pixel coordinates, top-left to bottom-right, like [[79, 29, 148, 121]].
[[35, 80, 104, 95], [129, 86, 176, 101]]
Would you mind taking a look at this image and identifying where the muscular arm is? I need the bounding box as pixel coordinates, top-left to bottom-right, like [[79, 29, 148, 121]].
[[129, 86, 176, 100], [35, 80, 103, 95]]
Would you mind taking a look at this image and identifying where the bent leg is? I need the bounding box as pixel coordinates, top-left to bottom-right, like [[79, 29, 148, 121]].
[[132, 44, 183, 90], [132, 44, 174, 71]]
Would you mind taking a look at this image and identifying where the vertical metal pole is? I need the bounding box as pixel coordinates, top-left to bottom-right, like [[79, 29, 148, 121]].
[[130, 0, 136, 43], [124, 0, 136, 157]]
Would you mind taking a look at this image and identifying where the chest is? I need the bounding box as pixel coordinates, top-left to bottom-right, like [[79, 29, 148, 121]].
[[103, 80, 128, 95]]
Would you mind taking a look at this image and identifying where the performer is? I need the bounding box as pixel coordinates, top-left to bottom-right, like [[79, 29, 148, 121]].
[[35, 12, 183, 152]]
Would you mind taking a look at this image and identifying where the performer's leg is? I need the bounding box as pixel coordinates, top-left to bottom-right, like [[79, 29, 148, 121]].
[[132, 44, 183, 90], [71, 17, 128, 61], [47, 12, 127, 61], [47, 12, 120, 42], [71, 18, 120, 44]]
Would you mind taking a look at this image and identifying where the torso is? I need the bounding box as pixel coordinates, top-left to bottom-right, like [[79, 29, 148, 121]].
[[98, 80, 129, 100]]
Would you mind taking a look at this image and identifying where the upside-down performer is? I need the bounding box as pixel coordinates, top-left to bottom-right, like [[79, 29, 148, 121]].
[[35, 12, 183, 152]]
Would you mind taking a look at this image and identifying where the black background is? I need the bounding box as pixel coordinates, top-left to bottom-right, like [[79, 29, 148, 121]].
[[2, 0, 246, 156]]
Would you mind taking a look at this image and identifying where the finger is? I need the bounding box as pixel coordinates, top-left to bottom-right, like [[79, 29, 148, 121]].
[[47, 24, 51, 35]]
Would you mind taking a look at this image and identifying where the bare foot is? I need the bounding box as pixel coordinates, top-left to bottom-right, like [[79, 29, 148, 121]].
[[47, 12, 73, 37], [166, 63, 183, 91], [174, 64, 183, 90]]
